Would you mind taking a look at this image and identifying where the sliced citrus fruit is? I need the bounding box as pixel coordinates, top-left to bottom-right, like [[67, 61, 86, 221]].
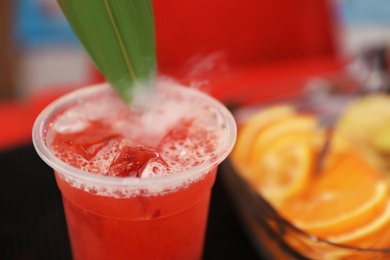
[[279, 153, 389, 240], [248, 115, 319, 166], [231, 105, 294, 164], [313, 152, 384, 190], [249, 132, 316, 207], [330, 130, 388, 175], [334, 94, 390, 174], [289, 181, 388, 237], [231, 106, 323, 207], [329, 201, 390, 248], [336, 94, 390, 145]]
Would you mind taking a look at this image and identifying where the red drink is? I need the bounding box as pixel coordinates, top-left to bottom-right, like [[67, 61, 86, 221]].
[[33, 82, 236, 260]]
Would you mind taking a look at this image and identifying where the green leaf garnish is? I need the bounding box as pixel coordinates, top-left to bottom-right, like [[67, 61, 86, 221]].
[[57, 0, 156, 104]]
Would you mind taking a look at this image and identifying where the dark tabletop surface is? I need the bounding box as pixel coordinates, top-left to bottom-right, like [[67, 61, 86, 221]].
[[0, 144, 262, 260]]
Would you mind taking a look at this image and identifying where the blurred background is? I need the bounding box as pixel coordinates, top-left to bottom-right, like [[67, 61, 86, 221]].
[[0, 0, 390, 149]]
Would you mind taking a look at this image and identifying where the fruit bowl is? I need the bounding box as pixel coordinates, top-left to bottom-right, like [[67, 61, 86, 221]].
[[220, 80, 390, 259]]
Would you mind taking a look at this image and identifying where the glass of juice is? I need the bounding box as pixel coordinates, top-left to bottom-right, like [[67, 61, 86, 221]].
[[223, 83, 390, 259], [32, 80, 237, 260]]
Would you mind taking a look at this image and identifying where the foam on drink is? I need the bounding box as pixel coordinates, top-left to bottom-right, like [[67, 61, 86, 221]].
[[43, 81, 235, 197]]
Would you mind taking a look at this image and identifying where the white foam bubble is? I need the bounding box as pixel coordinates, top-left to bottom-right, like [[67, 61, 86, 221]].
[[112, 82, 208, 147], [55, 110, 88, 133], [139, 159, 172, 178], [55, 93, 126, 134]]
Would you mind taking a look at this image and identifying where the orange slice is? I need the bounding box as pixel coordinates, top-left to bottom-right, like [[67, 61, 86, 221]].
[[249, 132, 316, 207], [231, 105, 294, 164], [248, 115, 319, 166], [329, 201, 390, 248], [231, 106, 323, 207], [280, 153, 389, 241]]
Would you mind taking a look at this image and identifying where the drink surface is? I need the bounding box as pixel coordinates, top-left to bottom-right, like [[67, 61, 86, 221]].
[[45, 82, 231, 196]]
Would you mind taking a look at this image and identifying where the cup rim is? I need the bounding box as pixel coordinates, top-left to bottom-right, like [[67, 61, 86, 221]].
[[32, 82, 237, 192]]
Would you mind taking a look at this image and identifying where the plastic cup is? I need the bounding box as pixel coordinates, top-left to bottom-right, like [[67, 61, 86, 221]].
[[32, 82, 237, 260]]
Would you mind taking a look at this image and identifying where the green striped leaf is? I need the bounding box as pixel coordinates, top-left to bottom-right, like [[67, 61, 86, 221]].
[[57, 0, 156, 103]]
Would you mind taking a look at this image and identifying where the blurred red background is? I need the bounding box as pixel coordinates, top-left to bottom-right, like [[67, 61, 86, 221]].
[[0, 0, 343, 150]]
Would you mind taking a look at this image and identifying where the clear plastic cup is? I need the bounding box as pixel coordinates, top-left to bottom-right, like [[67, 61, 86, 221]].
[[32, 82, 237, 260]]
